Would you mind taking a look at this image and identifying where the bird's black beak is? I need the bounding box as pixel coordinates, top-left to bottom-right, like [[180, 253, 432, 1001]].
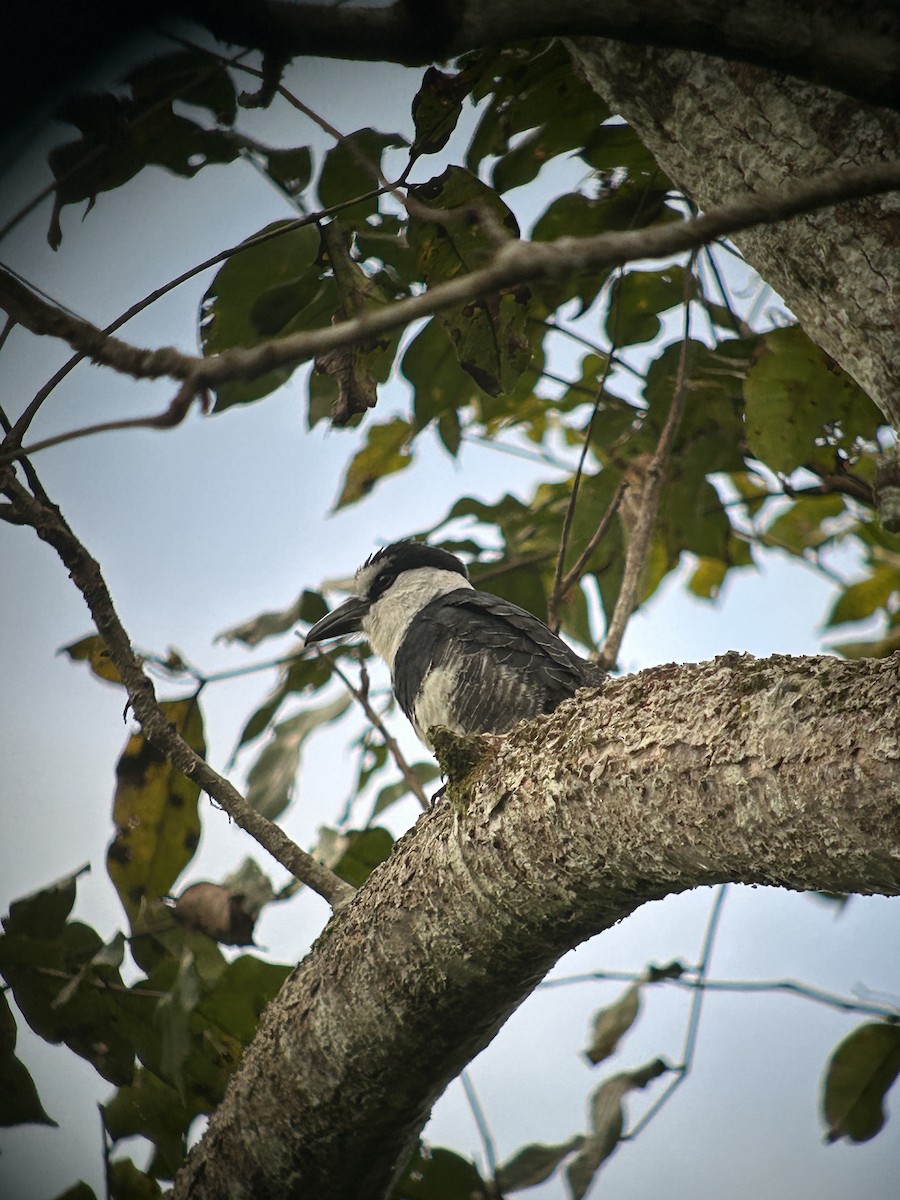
[[304, 596, 370, 645]]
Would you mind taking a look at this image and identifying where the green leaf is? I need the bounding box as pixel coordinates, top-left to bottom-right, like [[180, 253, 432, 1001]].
[[391, 1145, 486, 1199], [334, 418, 414, 509], [103, 1069, 196, 1180], [2, 864, 86, 939], [410, 67, 470, 156], [765, 494, 846, 554], [259, 145, 312, 197], [107, 698, 205, 924], [48, 54, 241, 248], [403, 319, 478, 431], [825, 564, 900, 627], [437, 410, 462, 457], [0, 920, 139, 1085], [579, 121, 668, 182], [154, 950, 201, 1094], [195, 955, 291, 1045], [370, 763, 440, 819], [408, 167, 532, 396], [52, 1185, 97, 1200], [0, 990, 57, 1127], [823, 1022, 900, 1143], [125, 50, 237, 125], [232, 653, 335, 752], [495, 1136, 584, 1192], [216, 589, 328, 648], [199, 220, 325, 410], [332, 827, 395, 887], [567, 1059, 669, 1199], [832, 626, 900, 660], [744, 325, 883, 474], [605, 267, 692, 347], [108, 1158, 163, 1200], [687, 556, 729, 600], [317, 127, 409, 221], [244, 695, 351, 819], [478, 563, 549, 623], [465, 41, 608, 176], [585, 983, 642, 1065]]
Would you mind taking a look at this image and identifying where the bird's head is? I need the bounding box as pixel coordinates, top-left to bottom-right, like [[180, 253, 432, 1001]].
[[304, 541, 471, 665]]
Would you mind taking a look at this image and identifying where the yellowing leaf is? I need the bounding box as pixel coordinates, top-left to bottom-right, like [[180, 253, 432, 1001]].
[[61, 634, 125, 685], [107, 699, 205, 923], [334, 418, 414, 509], [825, 564, 900, 628]]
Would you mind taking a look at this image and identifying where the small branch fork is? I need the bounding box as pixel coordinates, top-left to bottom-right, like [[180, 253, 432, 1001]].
[[0, 465, 355, 913], [2, 160, 898, 459]]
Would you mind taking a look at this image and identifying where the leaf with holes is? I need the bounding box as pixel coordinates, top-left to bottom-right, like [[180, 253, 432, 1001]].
[[107, 698, 205, 923], [408, 167, 532, 396], [744, 325, 882, 474]]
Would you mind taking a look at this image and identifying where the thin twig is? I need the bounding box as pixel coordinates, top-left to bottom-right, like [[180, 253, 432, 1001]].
[[600, 257, 697, 668], [622, 885, 728, 1141], [551, 475, 630, 631], [538, 969, 900, 1019], [314, 647, 430, 811], [548, 274, 620, 633], [461, 1071, 499, 1180], [1, 466, 355, 911]]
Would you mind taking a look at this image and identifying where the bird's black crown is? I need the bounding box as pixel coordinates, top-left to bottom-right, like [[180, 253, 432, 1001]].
[[364, 541, 469, 590]]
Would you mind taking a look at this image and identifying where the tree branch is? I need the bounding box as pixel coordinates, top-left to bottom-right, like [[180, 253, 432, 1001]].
[[172, 650, 900, 1200], [181, 0, 900, 114], [4, 160, 900, 456], [0, 467, 355, 912]]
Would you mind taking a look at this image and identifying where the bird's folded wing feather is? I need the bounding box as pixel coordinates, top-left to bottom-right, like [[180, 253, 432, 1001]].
[[395, 589, 601, 735]]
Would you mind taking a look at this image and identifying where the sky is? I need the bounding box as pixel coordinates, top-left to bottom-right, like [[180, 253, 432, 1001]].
[[1, 37, 898, 1200]]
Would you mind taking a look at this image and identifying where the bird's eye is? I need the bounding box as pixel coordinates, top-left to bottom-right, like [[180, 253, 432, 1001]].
[[371, 570, 396, 600]]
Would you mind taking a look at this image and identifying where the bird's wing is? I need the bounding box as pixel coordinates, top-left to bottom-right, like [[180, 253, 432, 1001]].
[[395, 588, 601, 736]]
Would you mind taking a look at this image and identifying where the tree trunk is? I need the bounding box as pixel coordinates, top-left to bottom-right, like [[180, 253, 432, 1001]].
[[567, 38, 900, 431], [173, 652, 900, 1200]]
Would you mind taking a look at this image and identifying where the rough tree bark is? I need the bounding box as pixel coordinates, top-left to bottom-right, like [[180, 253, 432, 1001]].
[[567, 38, 900, 431], [173, 653, 900, 1200]]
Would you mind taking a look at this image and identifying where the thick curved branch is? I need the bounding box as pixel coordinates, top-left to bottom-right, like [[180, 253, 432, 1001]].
[[182, 0, 900, 114], [173, 651, 900, 1200], [4, 159, 900, 457], [0, 467, 355, 912]]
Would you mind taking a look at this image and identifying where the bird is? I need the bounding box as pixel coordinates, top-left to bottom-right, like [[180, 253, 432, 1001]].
[[304, 540, 604, 746]]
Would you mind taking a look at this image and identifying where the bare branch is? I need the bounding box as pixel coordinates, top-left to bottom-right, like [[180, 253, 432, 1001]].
[[1, 466, 355, 912], [3, 160, 898, 457], [600, 260, 696, 667]]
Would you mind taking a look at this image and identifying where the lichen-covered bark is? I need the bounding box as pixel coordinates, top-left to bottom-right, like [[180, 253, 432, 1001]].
[[568, 39, 900, 431], [173, 652, 900, 1200]]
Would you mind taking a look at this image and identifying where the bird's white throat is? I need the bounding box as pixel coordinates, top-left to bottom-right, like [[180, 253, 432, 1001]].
[[361, 567, 472, 670]]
